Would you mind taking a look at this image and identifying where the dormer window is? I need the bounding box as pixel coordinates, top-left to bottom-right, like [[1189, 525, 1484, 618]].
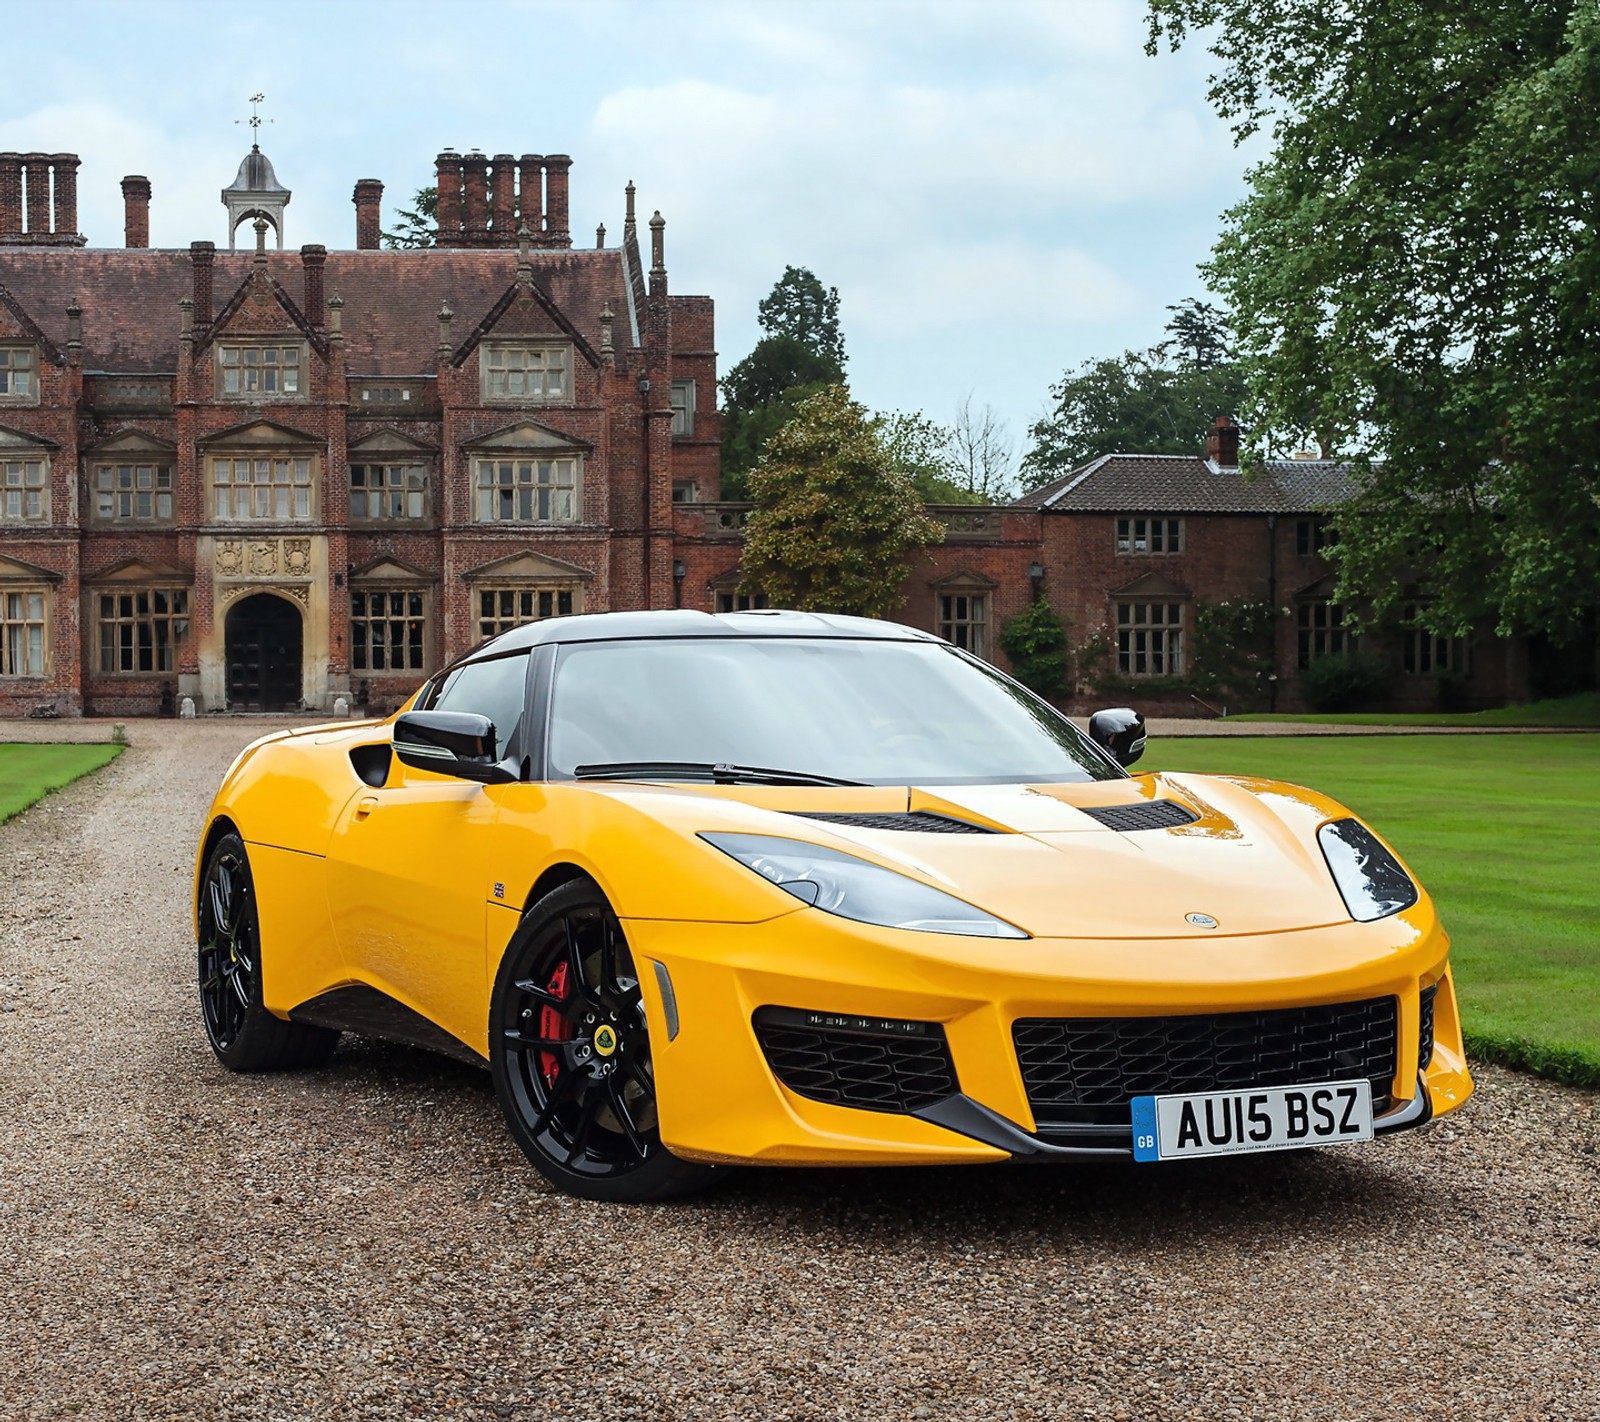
[[482, 343, 569, 402], [218, 343, 304, 398], [0, 347, 37, 403]]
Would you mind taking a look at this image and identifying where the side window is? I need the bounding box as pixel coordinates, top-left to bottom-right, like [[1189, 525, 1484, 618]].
[[428, 652, 529, 760]]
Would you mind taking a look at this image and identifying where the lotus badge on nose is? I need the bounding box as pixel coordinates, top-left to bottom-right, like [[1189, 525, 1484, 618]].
[[1185, 912, 1219, 929]]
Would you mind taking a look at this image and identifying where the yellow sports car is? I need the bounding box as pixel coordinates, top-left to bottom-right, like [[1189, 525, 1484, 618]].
[[195, 610, 1471, 1200]]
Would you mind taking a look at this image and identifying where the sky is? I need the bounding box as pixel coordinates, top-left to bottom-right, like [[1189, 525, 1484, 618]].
[[2, 0, 1262, 476]]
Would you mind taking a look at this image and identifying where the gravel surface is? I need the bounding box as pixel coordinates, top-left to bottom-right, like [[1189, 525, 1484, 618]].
[[1, 719, 1596, 1422]]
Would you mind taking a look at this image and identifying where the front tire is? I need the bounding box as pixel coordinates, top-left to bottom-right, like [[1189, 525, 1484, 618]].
[[489, 880, 718, 1202], [197, 831, 339, 1072]]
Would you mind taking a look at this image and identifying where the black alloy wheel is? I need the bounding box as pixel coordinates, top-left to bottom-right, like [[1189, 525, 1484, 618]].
[[490, 880, 718, 1202], [197, 831, 339, 1072]]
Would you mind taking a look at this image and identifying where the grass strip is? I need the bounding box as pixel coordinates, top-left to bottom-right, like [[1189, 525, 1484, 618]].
[[0, 742, 124, 825], [1223, 690, 1600, 727]]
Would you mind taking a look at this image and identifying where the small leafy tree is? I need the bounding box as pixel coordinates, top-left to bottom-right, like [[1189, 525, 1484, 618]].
[[872, 410, 976, 504], [382, 185, 437, 249], [998, 598, 1070, 699], [740, 386, 943, 616]]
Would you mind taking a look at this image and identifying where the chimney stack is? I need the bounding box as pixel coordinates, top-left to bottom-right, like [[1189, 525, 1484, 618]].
[[190, 241, 215, 328], [122, 175, 151, 248], [1205, 415, 1241, 469], [490, 154, 516, 241], [461, 152, 490, 244], [301, 245, 326, 323], [434, 150, 464, 243], [352, 178, 383, 249], [23, 155, 49, 235], [0, 153, 85, 245], [518, 154, 544, 238], [49, 154, 80, 239], [543, 155, 572, 248], [0, 156, 21, 238]]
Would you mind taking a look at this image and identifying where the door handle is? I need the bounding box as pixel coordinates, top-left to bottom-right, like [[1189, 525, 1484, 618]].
[[353, 796, 379, 821]]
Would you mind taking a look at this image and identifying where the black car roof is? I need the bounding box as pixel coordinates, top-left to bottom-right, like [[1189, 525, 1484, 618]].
[[468, 609, 944, 660]]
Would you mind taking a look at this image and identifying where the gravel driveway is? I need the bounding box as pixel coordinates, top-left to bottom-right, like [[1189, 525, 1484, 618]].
[[1, 720, 1595, 1422]]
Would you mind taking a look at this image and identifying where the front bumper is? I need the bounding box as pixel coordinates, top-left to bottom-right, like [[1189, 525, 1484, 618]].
[[624, 905, 1473, 1167]]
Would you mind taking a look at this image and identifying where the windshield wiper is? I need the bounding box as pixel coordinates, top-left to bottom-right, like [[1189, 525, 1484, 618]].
[[572, 760, 867, 787]]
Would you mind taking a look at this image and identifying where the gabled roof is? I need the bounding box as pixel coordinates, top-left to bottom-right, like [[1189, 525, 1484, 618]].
[[0, 280, 64, 365], [199, 262, 325, 357], [0, 247, 636, 377], [1012, 454, 1363, 514]]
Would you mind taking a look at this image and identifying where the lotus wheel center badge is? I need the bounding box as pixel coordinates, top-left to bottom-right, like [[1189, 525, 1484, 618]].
[[1185, 912, 1219, 930], [592, 1025, 618, 1057]]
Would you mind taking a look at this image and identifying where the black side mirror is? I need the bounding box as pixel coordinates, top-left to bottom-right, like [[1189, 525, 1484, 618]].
[[1088, 707, 1146, 767], [393, 710, 516, 784]]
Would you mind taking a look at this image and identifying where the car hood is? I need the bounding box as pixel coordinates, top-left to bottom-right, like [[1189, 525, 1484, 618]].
[[602, 772, 1365, 939]]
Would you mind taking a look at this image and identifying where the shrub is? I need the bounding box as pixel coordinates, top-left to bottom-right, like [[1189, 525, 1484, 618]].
[[998, 598, 1069, 699], [1300, 651, 1389, 712]]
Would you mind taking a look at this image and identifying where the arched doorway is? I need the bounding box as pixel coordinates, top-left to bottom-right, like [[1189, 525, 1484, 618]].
[[225, 593, 302, 711]]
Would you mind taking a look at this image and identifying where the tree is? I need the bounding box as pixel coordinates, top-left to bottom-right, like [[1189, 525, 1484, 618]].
[[1020, 332, 1246, 490], [946, 395, 1018, 502], [721, 268, 848, 496], [740, 385, 944, 616], [872, 410, 978, 504], [382, 185, 437, 249], [998, 598, 1070, 699], [1147, 0, 1600, 644]]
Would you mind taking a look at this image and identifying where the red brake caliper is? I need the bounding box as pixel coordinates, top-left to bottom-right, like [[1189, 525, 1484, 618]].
[[537, 960, 573, 1088]]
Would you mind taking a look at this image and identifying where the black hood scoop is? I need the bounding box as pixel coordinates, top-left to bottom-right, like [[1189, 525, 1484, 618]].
[[1077, 800, 1199, 832], [791, 811, 999, 834]]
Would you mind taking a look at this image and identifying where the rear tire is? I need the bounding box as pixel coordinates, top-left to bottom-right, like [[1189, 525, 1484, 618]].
[[489, 879, 719, 1202], [197, 831, 339, 1072]]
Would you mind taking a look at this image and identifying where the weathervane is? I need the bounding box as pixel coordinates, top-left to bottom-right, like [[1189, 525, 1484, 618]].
[[236, 93, 272, 145]]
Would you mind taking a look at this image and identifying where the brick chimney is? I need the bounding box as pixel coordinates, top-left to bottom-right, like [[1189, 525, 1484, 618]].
[[462, 152, 490, 244], [352, 179, 383, 249], [122, 175, 151, 248], [518, 154, 544, 237], [50, 154, 79, 239], [190, 241, 215, 328], [0, 153, 85, 245], [1205, 415, 1241, 469], [434, 150, 464, 243], [544, 154, 572, 248], [490, 154, 516, 243], [301, 245, 326, 323], [23, 155, 48, 235], [0, 155, 21, 238]]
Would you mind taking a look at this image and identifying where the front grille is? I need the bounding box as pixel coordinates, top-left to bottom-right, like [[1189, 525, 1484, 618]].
[[1418, 983, 1437, 1070], [792, 811, 997, 834], [1077, 800, 1199, 832], [1015, 997, 1399, 1136], [753, 1006, 958, 1113]]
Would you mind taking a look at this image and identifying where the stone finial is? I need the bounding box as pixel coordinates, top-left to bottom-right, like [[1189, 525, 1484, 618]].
[[517, 220, 532, 276], [327, 294, 344, 339], [179, 296, 193, 339], [624, 181, 636, 235], [436, 301, 453, 359], [596, 222, 606, 249], [66, 301, 82, 365], [600, 302, 614, 355], [253, 216, 269, 265], [649, 210, 665, 273]]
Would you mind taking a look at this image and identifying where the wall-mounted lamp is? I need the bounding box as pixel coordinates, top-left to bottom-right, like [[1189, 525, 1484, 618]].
[[638, 377, 651, 394], [1028, 561, 1045, 600], [672, 559, 687, 608]]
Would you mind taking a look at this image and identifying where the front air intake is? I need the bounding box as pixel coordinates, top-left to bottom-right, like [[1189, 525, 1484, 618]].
[[1077, 800, 1199, 831], [752, 1006, 958, 1113]]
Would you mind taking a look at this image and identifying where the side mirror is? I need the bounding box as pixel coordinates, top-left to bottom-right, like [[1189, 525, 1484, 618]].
[[1088, 707, 1146, 767], [393, 710, 516, 784]]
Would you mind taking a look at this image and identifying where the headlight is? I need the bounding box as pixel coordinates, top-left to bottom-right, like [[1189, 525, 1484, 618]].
[[700, 833, 1029, 939], [1317, 819, 1419, 922]]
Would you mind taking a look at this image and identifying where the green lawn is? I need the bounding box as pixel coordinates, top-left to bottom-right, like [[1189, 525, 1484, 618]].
[[1142, 734, 1600, 1086], [0, 743, 123, 826], [1223, 691, 1600, 727]]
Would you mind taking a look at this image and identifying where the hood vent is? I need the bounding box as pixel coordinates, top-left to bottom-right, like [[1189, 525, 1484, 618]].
[[1078, 800, 1199, 832], [792, 811, 998, 834]]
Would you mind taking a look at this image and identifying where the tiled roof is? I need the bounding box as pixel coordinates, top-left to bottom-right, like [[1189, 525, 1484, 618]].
[[1012, 453, 1361, 513], [0, 246, 640, 377]]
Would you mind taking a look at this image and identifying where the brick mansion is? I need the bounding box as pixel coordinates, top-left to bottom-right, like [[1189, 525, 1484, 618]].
[[0, 144, 1537, 717]]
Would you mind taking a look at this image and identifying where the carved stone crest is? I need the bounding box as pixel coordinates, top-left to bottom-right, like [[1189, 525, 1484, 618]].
[[216, 540, 244, 576], [283, 539, 312, 577], [248, 540, 279, 576]]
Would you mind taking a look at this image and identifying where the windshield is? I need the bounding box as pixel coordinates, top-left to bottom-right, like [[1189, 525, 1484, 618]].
[[546, 637, 1120, 785]]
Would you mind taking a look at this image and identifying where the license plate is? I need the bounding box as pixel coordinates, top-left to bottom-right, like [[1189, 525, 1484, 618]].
[[1130, 1080, 1374, 1162]]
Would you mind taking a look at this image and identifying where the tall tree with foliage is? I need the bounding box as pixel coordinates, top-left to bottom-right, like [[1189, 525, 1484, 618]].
[[382, 185, 437, 249], [1020, 300, 1246, 489], [721, 267, 848, 496], [1148, 0, 1600, 644], [740, 385, 943, 616]]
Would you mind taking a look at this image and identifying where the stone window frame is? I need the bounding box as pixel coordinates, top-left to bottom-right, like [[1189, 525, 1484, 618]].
[[216, 341, 308, 400], [1296, 517, 1339, 556], [1297, 600, 1356, 669], [92, 461, 176, 524], [938, 589, 991, 659], [349, 461, 432, 524], [2, 454, 50, 523], [473, 453, 583, 524], [0, 346, 39, 404], [714, 589, 768, 614], [480, 341, 572, 404], [1401, 602, 1470, 677], [94, 585, 189, 677], [350, 585, 431, 675], [670, 379, 697, 437], [1116, 516, 1184, 555], [672, 479, 698, 504], [1116, 600, 1185, 676], [210, 450, 318, 523], [0, 585, 50, 678], [475, 584, 581, 641]]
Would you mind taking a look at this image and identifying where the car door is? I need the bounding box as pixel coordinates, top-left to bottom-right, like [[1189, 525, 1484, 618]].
[[324, 650, 532, 1057]]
